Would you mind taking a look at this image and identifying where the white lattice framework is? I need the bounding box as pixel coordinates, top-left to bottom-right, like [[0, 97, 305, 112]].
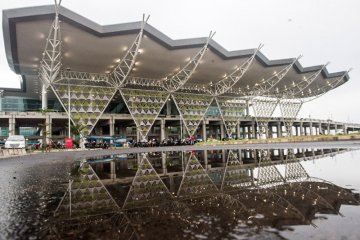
[[210, 44, 262, 96], [163, 32, 215, 92], [109, 15, 149, 88], [215, 97, 247, 138], [172, 93, 213, 137]]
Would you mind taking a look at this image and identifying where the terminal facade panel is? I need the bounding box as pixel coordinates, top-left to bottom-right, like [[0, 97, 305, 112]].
[[0, 4, 358, 143]]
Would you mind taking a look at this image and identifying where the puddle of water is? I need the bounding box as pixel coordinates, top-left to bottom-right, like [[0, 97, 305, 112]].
[[0, 148, 359, 239]]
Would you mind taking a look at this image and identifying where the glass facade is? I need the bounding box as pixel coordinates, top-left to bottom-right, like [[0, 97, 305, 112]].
[[0, 97, 64, 112]]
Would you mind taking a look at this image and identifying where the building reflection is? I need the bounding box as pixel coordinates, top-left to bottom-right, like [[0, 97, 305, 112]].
[[49, 148, 359, 239]]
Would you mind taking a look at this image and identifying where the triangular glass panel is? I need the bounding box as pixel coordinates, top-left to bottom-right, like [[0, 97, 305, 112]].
[[257, 149, 284, 187], [123, 153, 172, 209], [216, 96, 246, 138], [177, 153, 218, 198], [221, 150, 252, 192], [54, 161, 119, 220], [120, 89, 169, 140], [51, 81, 116, 135], [172, 93, 213, 137]]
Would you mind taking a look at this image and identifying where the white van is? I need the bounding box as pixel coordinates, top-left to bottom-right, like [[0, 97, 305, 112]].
[[4, 135, 26, 149]]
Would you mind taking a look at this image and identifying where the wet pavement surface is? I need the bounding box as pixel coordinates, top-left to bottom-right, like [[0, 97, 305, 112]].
[[0, 147, 359, 239]]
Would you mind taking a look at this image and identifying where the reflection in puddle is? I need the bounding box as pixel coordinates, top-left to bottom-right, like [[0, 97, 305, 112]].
[[50, 148, 360, 239]]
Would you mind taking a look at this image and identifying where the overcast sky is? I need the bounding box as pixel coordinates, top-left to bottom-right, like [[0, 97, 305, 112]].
[[0, 0, 359, 123]]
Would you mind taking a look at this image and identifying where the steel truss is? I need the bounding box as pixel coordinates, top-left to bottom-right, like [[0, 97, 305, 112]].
[[123, 76, 163, 89], [210, 44, 263, 96], [163, 32, 215, 92], [38, 0, 62, 88], [177, 153, 218, 198], [55, 70, 109, 82], [123, 153, 172, 209], [280, 63, 329, 98], [301, 70, 351, 103], [120, 89, 169, 140], [215, 97, 246, 138], [109, 15, 149, 88], [171, 92, 213, 137], [277, 63, 328, 136], [249, 55, 302, 97], [243, 56, 301, 138], [251, 97, 278, 138], [221, 150, 252, 192]]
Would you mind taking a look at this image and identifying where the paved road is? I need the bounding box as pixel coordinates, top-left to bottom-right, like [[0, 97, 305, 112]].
[[1, 140, 360, 161]]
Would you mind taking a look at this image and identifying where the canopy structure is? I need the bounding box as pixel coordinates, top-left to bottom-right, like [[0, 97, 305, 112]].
[[2, 3, 351, 138]]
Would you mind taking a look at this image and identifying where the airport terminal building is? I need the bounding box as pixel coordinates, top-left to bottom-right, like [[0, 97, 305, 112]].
[[1, 3, 359, 144]]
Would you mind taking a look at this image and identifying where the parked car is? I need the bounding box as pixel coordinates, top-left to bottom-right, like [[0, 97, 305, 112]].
[[4, 135, 26, 149]]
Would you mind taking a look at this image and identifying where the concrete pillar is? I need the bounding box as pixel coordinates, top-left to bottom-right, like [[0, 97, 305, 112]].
[[334, 124, 338, 134], [41, 84, 48, 110], [110, 160, 116, 180], [277, 122, 282, 138], [251, 122, 256, 139], [343, 124, 347, 134], [8, 114, 15, 136], [245, 100, 250, 116], [220, 123, 225, 140], [166, 100, 172, 115], [242, 126, 246, 139], [279, 149, 284, 161], [136, 129, 141, 142], [247, 126, 251, 139], [204, 150, 209, 170], [202, 120, 207, 141], [160, 119, 165, 141], [109, 117, 115, 136], [300, 122, 304, 136], [169, 175, 175, 193], [236, 122, 241, 139], [222, 149, 226, 164], [327, 123, 330, 135], [295, 126, 299, 136], [309, 122, 313, 136], [45, 114, 52, 144], [162, 152, 167, 175]]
